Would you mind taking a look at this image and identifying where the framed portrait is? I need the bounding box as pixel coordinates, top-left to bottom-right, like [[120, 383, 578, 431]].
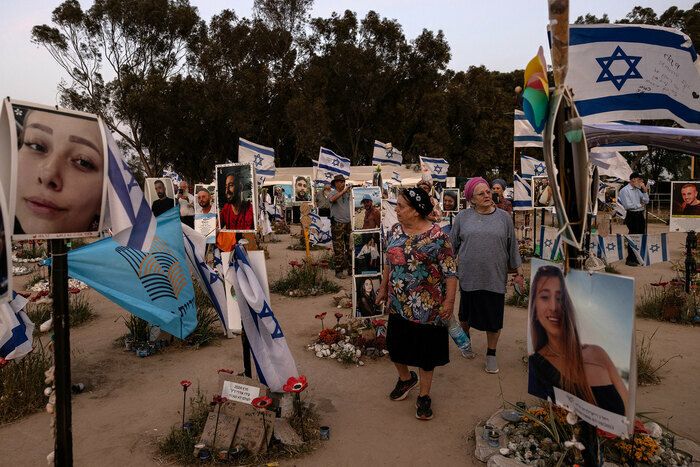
[[270, 183, 293, 207], [3, 99, 108, 240], [441, 188, 460, 213], [144, 177, 176, 218], [532, 176, 554, 209], [527, 259, 636, 437], [293, 175, 313, 204], [353, 275, 384, 318], [352, 231, 382, 276], [0, 187, 9, 302], [352, 187, 382, 231], [216, 162, 257, 233], [194, 183, 217, 242], [670, 181, 700, 232]]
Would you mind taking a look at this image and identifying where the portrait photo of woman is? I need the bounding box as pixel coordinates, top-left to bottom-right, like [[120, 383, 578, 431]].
[[11, 103, 106, 238], [528, 263, 630, 419], [441, 189, 459, 213], [355, 276, 382, 318]]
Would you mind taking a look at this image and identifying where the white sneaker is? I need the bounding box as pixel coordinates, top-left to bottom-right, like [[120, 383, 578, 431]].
[[460, 344, 476, 359], [485, 355, 499, 374]]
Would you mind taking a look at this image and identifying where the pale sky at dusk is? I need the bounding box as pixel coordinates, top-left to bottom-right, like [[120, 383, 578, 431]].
[[0, 1, 695, 105]]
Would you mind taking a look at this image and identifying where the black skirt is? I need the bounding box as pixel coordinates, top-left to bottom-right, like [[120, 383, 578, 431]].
[[458, 289, 505, 332], [386, 313, 449, 372]]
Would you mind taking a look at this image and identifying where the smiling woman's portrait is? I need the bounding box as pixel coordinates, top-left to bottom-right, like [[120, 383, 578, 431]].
[[12, 104, 106, 238]]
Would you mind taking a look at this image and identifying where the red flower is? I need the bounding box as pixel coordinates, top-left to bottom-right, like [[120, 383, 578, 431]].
[[650, 281, 669, 287], [180, 380, 192, 389], [283, 375, 308, 393], [251, 396, 273, 411], [334, 312, 343, 319], [596, 428, 617, 439], [0, 358, 7, 368], [210, 395, 228, 406], [371, 319, 386, 327], [315, 312, 327, 320], [289, 260, 301, 268], [69, 288, 81, 294], [633, 419, 649, 434], [217, 368, 235, 375], [386, 247, 406, 266]]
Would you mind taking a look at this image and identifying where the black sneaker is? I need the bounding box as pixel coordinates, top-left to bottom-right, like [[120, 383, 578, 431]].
[[416, 395, 433, 420], [389, 371, 418, 401]]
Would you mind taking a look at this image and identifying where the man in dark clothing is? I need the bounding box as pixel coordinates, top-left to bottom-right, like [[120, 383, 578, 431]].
[[151, 179, 175, 217]]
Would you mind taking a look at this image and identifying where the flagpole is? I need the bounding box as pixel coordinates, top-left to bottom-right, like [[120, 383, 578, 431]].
[[51, 238, 73, 466]]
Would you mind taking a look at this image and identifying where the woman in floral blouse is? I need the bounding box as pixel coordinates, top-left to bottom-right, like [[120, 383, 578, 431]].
[[376, 187, 457, 420]]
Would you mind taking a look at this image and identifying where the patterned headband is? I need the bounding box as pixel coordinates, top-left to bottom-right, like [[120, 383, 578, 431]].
[[402, 187, 433, 217]]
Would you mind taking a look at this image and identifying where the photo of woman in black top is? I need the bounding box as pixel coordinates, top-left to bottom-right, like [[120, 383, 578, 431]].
[[528, 265, 628, 416]]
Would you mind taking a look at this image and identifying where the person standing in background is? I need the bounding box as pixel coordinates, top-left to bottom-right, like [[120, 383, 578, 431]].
[[177, 180, 195, 228], [491, 179, 512, 214], [618, 172, 649, 266], [327, 174, 352, 279]]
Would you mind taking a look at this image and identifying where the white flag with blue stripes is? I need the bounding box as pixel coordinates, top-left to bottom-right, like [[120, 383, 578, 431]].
[[318, 147, 351, 181], [181, 224, 229, 334], [539, 226, 563, 261], [565, 23, 700, 128], [514, 110, 543, 148], [391, 171, 401, 184], [420, 156, 448, 182], [309, 212, 332, 246], [520, 155, 547, 180], [227, 245, 298, 392], [600, 234, 626, 263], [0, 293, 33, 361], [238, 137, 275, 185], [626, 234, 669, 266], [513, 173, 533, 210], [105, 129, 157, 251], [382, 199, 398, 240], [372, 141, 403, 166]]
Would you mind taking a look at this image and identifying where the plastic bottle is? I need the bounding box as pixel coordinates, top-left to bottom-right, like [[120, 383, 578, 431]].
[[447, 316, 474, 358]]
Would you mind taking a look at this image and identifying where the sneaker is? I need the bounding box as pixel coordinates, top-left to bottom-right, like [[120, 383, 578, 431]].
[[335, 271, 347, 279], [485, 355, 499, 374], [415, 395, 433, 420], [389, 371, 418, 401], [460, 344, 476, 359]]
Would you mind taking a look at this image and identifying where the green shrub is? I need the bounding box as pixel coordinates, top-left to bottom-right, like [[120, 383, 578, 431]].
[[185, 307, 221, 349], [159, 388, 210, 463], [271, 260, 340, 297], [505, 279, 530, 308], [0, 342, 52, 424], [69, 294, 95, 326], [637, 330, 680, 386]]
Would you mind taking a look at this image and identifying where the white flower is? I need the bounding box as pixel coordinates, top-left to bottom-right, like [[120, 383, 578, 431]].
[[566, 411, 578, 425], [564, 436, 585, 451]]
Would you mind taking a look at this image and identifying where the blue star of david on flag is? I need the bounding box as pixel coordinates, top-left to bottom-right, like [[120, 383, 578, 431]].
[[649, 244, 659, 253], [544, 239, 553, 248], [332, 158, 340, 167], [434, 165, 442, 174], [534, 163, 546, 175], [596, 46, 642, 91], [253, 154, 263, 167], [324, 171, 334, 179], [607, 243, 616, 251], [385, 150, 393, 159]]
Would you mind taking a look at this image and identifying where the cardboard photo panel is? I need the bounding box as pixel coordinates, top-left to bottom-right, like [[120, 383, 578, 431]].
[[670, 181, 700, 232], [144, 177, 176, 217], [216, 162, 257, 233], [352, 187, 382, 231], [441, 188, 460, 213], [353, 274, 384, 318], [292, 176, 313, 204], [3, 99, 108, 240], [352, 231, 382, 276]]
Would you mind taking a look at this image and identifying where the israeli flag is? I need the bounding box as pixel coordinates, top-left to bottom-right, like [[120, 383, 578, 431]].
[[588, 234, 607, 259], [372, 141, 403, 166], [600, 234, 626, 263], [565, 23, 700, 128], [239, 137, 276, 185], [520, 155, 547, 180], [539, 226, 563, 261], [420, 156, 449, 182], [0, 293, 33, 361], [309, 212, 332, 246], [382, 199, 398, 241], [162, 166, 182, 184], [227, 245, 298, 392], [182, 224, 229, 334], [513, 173, 533, 210], [318, 147, 351, 182], [105, 129, 157, 251], [59, 208, 197, 339], [590, 152, 633, 181], [391, 171, 401, 184], [626, 234, 669, 266], [514, 110, 543, 148]]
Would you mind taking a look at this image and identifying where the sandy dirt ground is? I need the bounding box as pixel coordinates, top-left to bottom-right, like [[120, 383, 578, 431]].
[[0, 218, 698, 466]]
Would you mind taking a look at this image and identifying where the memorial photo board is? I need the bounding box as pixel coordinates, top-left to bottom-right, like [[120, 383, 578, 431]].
[[353, 274, 384, 318], [352, 187, 382, 231], [144, 177, 176, 217], [670, 181, 700, 232], [352, 231, 382, 276], [216, 162, 257, 233]]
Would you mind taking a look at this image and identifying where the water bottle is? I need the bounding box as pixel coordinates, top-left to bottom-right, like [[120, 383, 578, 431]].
[[447, 316, 474, 358]]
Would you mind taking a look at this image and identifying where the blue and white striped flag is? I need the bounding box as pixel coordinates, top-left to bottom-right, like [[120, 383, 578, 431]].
[[513, 173, 533, 210], [382, 199, 398, 240], [391, 171, 401, 184], [105, 129, 157, 251], [539, 226, 563, 261], [372, 141, 403, 166], [626, 234, 669, 266], [182, 224, 229, 334], [521, 155, 547, 180], [420, 156, 448, 182], [0, 293, 33, 361], [514, 110, 543, 148], [318, 147, 351, 181], [309, 212, 332, 246], [565, 23, 700, 128], [238, 137, 276, 185], [600, 234, 625, 263], [227, 245, 298, 392]]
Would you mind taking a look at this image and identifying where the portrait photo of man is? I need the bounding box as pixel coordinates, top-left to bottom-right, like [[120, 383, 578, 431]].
[[216, 163, 256, 232], [147, 178, 176, 217], [675, 182, 700, 216]]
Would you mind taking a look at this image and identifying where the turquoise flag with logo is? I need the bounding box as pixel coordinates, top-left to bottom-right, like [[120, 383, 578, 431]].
[[65, 207, 197, 338]]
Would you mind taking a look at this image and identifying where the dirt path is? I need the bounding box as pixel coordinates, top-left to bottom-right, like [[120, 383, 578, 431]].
[[1, 229, 698, 466]]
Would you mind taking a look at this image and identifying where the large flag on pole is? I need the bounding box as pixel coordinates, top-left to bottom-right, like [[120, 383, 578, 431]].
[[318, 147, 350, 181], [238, 138, 276, 185], [227, 245, 298, 392], [513, 173, 533, 210], [372, 141, 403, 166], [0, 293, 33, 361], [520, 155, 547, 179], [181, 224, 229, 335], [420, 156, 449, 182], [565, 23, 700, 128], [104, 129, 157, 251], [514, 110, 544, 148], [60, 208, 197, 338]]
